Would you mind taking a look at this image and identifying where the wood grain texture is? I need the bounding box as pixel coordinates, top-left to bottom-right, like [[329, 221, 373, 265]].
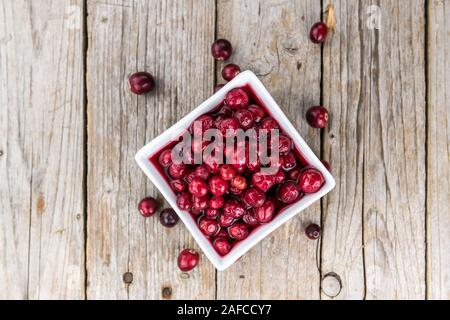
[[216, 0, 322, 299], [427, 0, 450, 300], [0, 0, 85, 299], [86, 0, 216, 299]]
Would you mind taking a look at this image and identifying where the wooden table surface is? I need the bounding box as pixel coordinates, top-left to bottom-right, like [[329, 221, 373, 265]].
[[1, 0, 449, 300]]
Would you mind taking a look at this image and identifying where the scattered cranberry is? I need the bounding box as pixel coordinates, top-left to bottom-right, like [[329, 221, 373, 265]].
[[213, 237, 232, 255], [322, 160, 332, 172], [211, 39, 233, 61], [199, 217, 220, 237], [129, 72, 155, 95], [243, 187, 266, 208], [247, 105, 266, 123], [255, 199, 276, 223], [191, 195, 209, 211], [195, 165, 210, 180], [306, 106, 329, 128], [234, 109, 254, 130], [214, 84, 225, 93], [299, 167, 325, 193], [218, 213, 235, 228], [177, 192, 192, 211], [310, 22, 328, 44], [158, 149, 172, 167], [205, 208, 220, 219], [277, 181, 302, 204], [177, 249, 199, 272], [223, 199, 246, 219], [209, 196, 225, 209], [189, 178, 209, 197], [305, 223, 321, 240], [138, 197, 159, 217], [231, 175, 247, 191], [225, 88, 250, 110], [228, 222, 249, 240], [222, 63, 241, 81], [159, 208, 179, 228], [169, 163, 188, 179], [219, 164, 236, 181], [209, 175, 229, 196]]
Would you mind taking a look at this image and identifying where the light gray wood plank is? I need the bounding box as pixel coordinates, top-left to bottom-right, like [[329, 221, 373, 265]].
[[427, 0, 450, 300], [216, 0, 322, 299], [0, 0, 85, 299], [86, 0, 216, 299]]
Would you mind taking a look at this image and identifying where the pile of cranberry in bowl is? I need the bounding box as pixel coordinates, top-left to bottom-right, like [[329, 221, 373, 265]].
[[135, 71, 335, 270]]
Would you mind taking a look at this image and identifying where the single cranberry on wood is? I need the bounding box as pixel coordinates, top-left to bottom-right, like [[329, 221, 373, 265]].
[[305, 223, 321, 240], [138, 197, 159, 217], [177, 249, 199, 272], [306, 106, 329, 128], [159, 208, 179, 228], [310, 22, 328, 44], [211, 39, 233, 61], [222, 63, 241, 81], [129, 72, 155, 95]]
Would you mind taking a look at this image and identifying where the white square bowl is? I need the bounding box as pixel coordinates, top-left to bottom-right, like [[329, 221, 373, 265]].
[[135, 70, 335, 271]]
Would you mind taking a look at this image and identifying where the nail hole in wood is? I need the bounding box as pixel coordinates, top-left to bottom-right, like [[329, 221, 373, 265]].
[[321, 272, 342, 298], [123, 272, 133, 284], [180, 272, 190, 279], [239, 275, 245, 279], [0, 150, 3, 156], [162, 287, 172, 299]]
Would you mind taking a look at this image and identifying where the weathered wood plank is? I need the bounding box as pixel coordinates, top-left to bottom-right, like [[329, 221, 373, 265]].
[[0, 0, 85, 299], [216, 0, 322, 299], [427, 0, 450, 300], [86, 0, 216, 299]]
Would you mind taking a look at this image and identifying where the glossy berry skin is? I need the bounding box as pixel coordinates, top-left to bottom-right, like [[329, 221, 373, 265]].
[[199, 217, 220, 237], [306, 106, 329, 128], [218, 213, 235, 228], [222, 63, 241, 81], [252, 172, 276, 192], [170, 179, 187, 193], [209, 175, 229, 196], [159, 208, 179, 228], [247, 105, 266, 123], [243, 211, 259, 226], [230, 175, 247, 191], [225, 88, 250, 110], [191, 114, 214, 135], [277, 181, 302, 204], [158, 149, 172, 167], [184, 170, 196, 184], [260, 117, 280, 131], [211, 39, 233, 61], [219, 164, 236, 181], [255, 199, 276, 223], [169, 163, 188, 179], [243, 187, 266, 208], [228, 222, 249, 240], [277, 135, 292, 156], [205, 208, 220, 219], [310, 22, 328, 44], [234, 109, 254, 130], [138, 197, 159, 217], [289, 168, 302, 181], [299, 167, 325, 193], [177, 249, 200, 272], [223, 199, 246, 219], [191, 195, 210, 211], [129, 72, 155, 94], [177, 192, 192, 211], [281, 153, 297, 171], [213, 237, 232, 255], [217, 117, 240, 137], [188, 178, 209, 197], [195, 165, 211, 180], [209, 196, 225, 209], [305, 224, 321, 240]]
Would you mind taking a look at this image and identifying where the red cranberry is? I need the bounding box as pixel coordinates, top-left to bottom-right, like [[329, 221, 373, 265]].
[[299, 167, 325, 193], [209, 175, 229, 196], [205, 208, 220, 219], [129, 72, 155, 95], [177, 249, 199, 272], [225, 88, 250, 110], [159, 208, 179, 228], [223, 199, 246, 219], [215, 229, 230, 239], [214, 84, 225, 93], [199, 217, 220, 237], [184, 170, 196, 184], [195, 165, 210, 180], [234, 109, 255, 130], [138, 197, 159, 217], [222, 63, 241, 81], [191, 207, 203, 216], [218, 213, 235, 227], [255, 199, 276, 223], [247, 105, 266, 123], [252, 172, 276, 192], [169, 163, 188, 179], [277, 135, 292, 156], [322, 160, 332, 172], [274, 169, 286, 184], [243, 187, 266, 208], [277, 181, 302, 204], [170, 179, 187, 193], [229, 186, 243, 195], [243, 211, 259, 226], [260, 117, 279, 131], [218, 104, 233, 117], [306, 106, 329, 128], [176, 192, 192, 211], [189, 178, 209, 197], [192, 195, 209, 211], [305, 223, 321, 240], [310, 22, 328, 44], [218, 117, 240, 137], [191, 114, 214, 135], [289, 168, 302, 181], [228, 222, 249, 240], [211, 39, 233, 61], [247, 159, 261, 172], [231, 175, 247, 191], [281, 153, 297, 171], [158, 149, 172, 167], [219, 164, 236, 181], [209, 196, 225, 209], [213, 237, 232, 255]]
